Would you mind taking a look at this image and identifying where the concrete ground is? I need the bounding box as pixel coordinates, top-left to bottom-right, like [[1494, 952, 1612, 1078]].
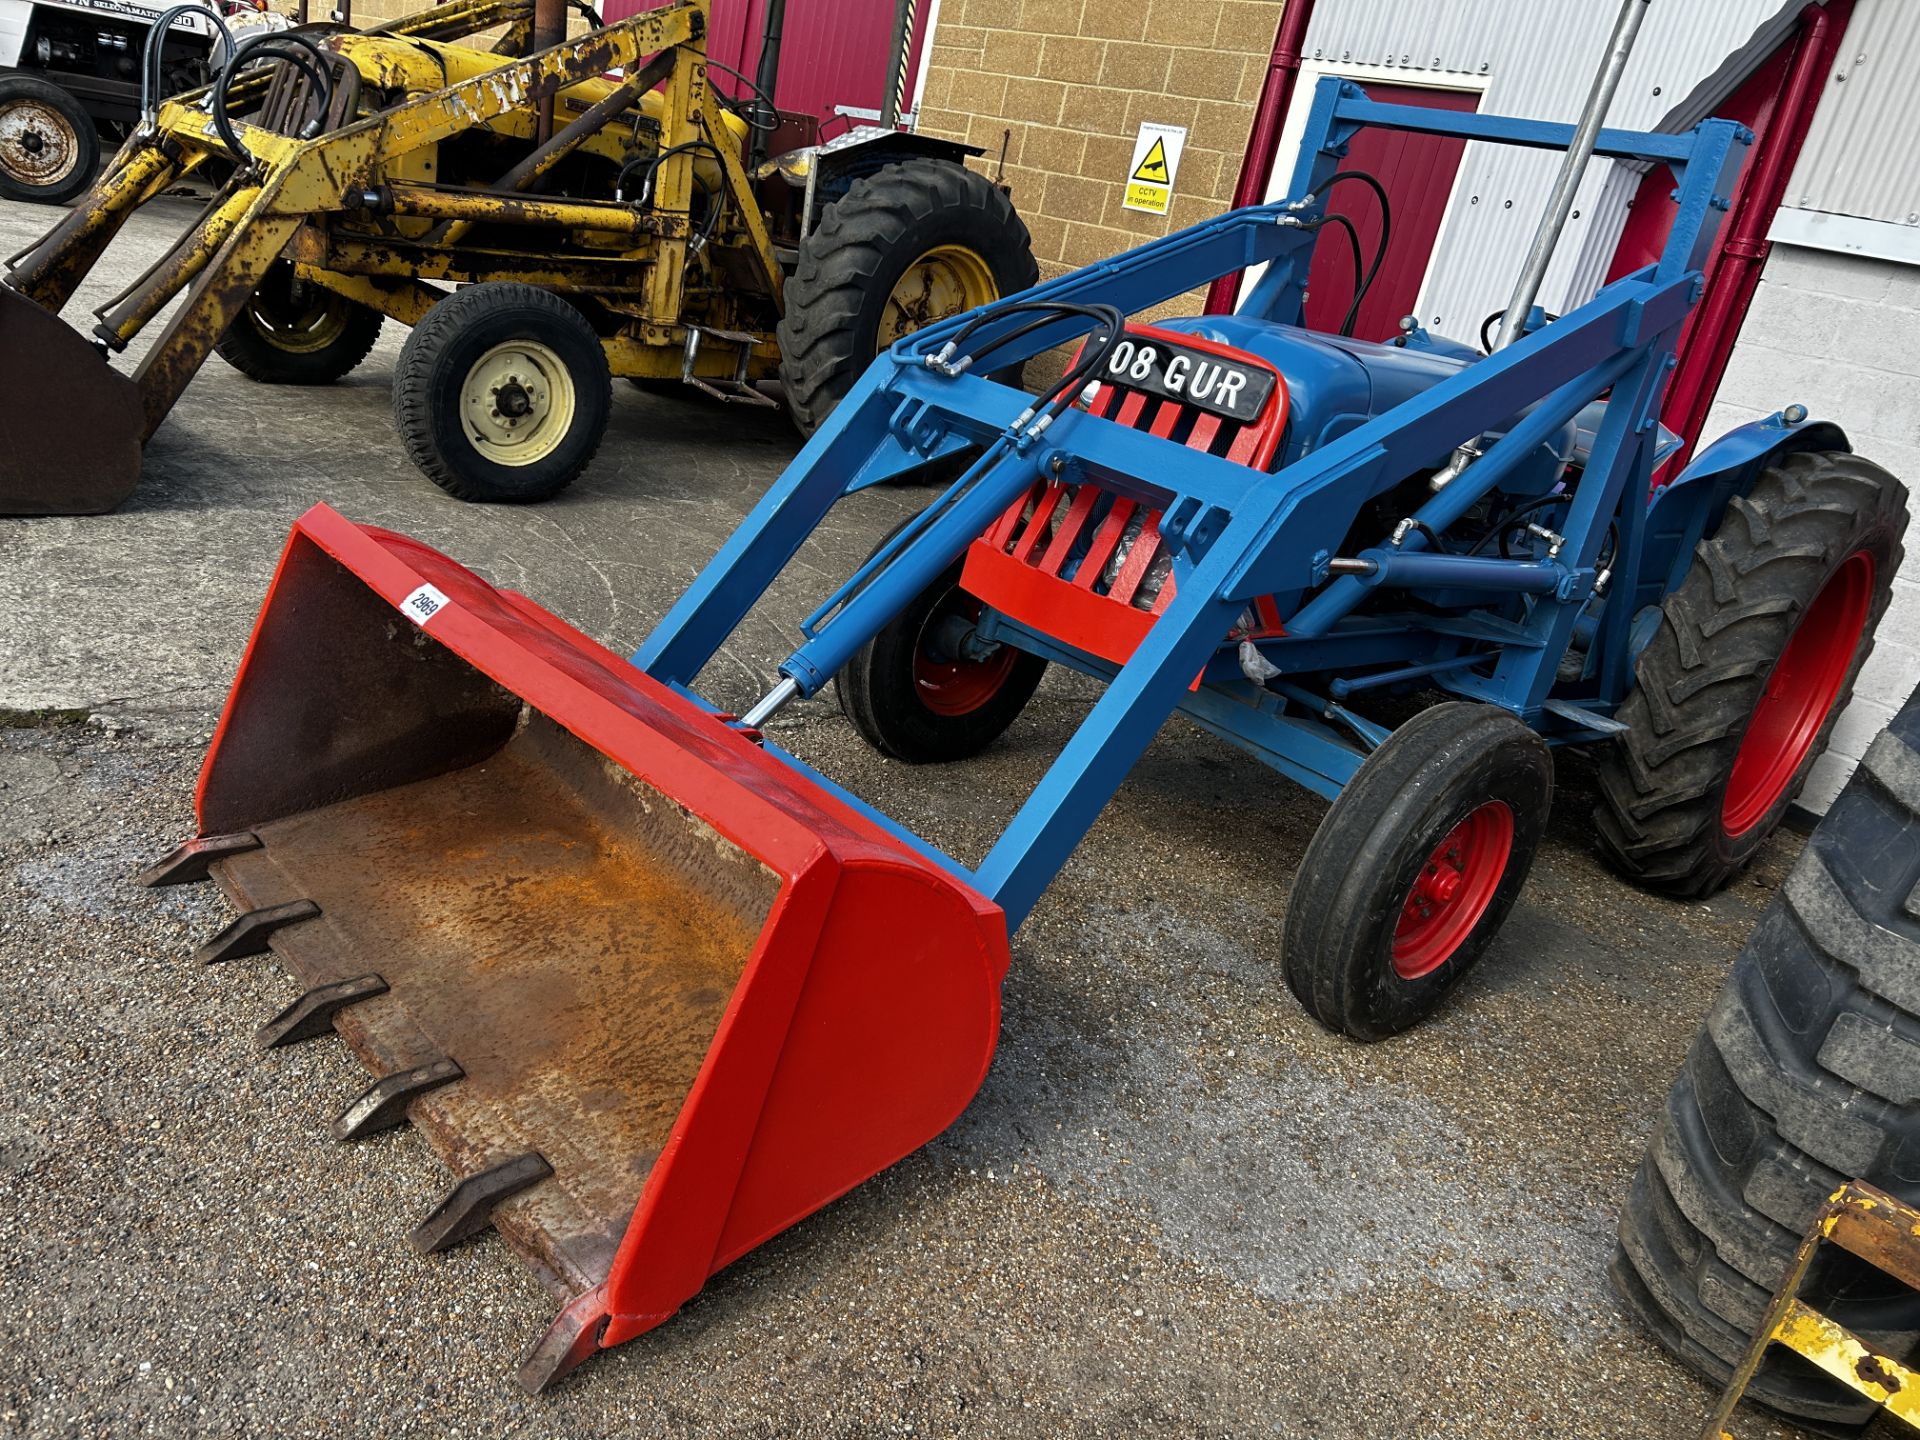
[[0, 193, 1811, 1439]]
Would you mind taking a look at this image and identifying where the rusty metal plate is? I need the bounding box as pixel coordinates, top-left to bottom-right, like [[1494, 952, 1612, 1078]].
[[0, 286, 144, 515], [210, 711, 780, 1298]]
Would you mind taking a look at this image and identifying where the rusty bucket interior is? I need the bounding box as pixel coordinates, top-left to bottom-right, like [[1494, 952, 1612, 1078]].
[[144, 504, 1009, 1389], [0, 284, 145, 515]]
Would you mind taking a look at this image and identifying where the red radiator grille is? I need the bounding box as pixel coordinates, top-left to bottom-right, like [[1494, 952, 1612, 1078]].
[[960, 326, 1291, 668]]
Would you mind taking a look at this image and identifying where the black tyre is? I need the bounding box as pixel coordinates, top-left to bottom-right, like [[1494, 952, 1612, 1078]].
[[779, 158, 1037, 435], [1283, 702, 1552, 1041], [215, 261, 384, 384], [836, 519, 1046, 763], [0, 75, 98, 205], [1597, 450, 1906, 897], [393, 283, 612, 504], [1612, 683, 1920, 1431]]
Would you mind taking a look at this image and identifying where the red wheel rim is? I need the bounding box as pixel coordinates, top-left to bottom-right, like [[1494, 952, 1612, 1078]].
[[913, 590, 1017, 717], [1721, 551, 1875, 838], [1392, 801, 1515, 980]]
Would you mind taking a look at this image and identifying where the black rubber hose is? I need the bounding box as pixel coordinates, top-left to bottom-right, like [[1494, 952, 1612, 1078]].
[[141, 4, 237, 130], [704, 56, 780, 134], [211, 35, 336, 164], [1321, 169, 1391, 337]]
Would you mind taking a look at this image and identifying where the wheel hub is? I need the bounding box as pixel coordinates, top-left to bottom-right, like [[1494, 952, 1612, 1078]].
[[0, 99, 78, 186], [461, 341, 577, 466], [1392, 801, 1515, 980], [913, 588, 1017, 717], [880, 245, 998, 349]]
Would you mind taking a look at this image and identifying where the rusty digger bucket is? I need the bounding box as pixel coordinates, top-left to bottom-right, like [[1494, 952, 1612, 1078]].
[[140, 505, 1010, 1389], [0, 284, 146, 514]]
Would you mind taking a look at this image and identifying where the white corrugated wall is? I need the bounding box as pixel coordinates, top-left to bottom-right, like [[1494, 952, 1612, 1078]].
[[1268, 0, 1806, 342]]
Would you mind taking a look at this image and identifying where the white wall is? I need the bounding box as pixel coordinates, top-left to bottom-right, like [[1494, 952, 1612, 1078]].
[[1701, 242, 1920, 812]]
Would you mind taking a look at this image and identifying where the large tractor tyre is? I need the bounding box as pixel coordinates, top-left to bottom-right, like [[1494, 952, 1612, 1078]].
[[394, 283, 612, 504], [1611, 686, 1920, 1431], [0, 75, 98, 205], [1283, 702, 1553, 1042], [836, 517, 1047, 763], [1596, 451, 1907, 897], [215, 262, 384, 385], [779, 159, 1038, 436]]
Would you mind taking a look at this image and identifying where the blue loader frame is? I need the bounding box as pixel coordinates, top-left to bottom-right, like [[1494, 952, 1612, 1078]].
[[632, 79, 1841, 937]]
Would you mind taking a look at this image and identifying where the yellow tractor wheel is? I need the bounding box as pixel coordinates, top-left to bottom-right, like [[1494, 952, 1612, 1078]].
[[778, 158, 1037, 436]]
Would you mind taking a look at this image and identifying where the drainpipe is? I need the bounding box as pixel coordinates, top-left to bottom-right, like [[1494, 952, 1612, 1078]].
[[1204, 0, 1315, 315], [1659, 0, 1852, 478]]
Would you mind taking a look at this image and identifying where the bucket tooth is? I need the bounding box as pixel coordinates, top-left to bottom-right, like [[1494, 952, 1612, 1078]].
[[409, 1152, 554, 1255], [256, 974, 389, 1049], [194, 899, 321, 964], [137, 832, 263, 887], [517, 1289, 610, 1395], [331, 1058, 464, 1140]]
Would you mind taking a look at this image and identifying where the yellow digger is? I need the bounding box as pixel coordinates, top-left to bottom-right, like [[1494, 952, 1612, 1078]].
[[0, 0, 1036, 512]]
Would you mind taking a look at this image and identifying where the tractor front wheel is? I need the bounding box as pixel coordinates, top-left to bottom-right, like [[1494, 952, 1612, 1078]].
[[779, 159, 1037, 436], [0, 76, 97, 205], [836, 520, 1046, 763], [1596, 450, 1907, 896], [215, 262, 384, 385], [394, 283, 612, 504], [1283, 702, 1553, 1041]]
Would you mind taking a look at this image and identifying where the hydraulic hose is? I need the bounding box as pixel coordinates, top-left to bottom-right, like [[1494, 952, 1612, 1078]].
[[211, 33, 338, 165], [140, 4, 237, 132]]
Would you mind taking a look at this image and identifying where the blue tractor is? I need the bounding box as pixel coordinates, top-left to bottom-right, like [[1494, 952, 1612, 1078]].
[[635, 75, 1908, 1041]]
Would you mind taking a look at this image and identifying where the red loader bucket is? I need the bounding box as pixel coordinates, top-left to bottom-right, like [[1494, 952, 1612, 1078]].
[[142, 504, 1009, 1389]]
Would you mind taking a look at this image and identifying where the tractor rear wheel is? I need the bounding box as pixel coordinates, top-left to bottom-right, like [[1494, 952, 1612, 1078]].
[[779, 159, 1037, 436], [1283, 702, 1552, 1041], [0, 76, 97, 205], [215, 262, 384, 385], [394, 283, 612, 504], [1596, 450, 1906, 897], [836, 518, 1046, 763]]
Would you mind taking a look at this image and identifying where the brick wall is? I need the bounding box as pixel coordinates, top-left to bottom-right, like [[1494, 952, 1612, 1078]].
[[917, 0, 1281, 305], [1702, 242, 1920, 813]]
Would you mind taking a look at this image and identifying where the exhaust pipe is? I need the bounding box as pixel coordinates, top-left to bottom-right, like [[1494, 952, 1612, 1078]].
[[1492, 0, 1650, 351]]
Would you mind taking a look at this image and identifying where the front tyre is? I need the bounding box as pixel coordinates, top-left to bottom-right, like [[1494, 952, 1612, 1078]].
[[393, 283, 612, 504], [778, 159, 1037, 436], [836, 522, 1046, 763], [1596, 450, 1907, 896], [1283, 702, 1553, 1042], [0, 76, 98, 205]]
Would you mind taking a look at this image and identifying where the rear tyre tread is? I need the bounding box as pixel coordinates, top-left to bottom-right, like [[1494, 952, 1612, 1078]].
[[1596, 450, 1906, 897]]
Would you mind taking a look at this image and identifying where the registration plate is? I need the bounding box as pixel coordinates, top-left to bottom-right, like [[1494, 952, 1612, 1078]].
[[1098, 336, 1274, 424]]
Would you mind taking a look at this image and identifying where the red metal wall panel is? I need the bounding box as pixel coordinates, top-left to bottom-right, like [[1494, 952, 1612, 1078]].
[[1300, 82, 1479, 342], [601, 0, 927, 132]]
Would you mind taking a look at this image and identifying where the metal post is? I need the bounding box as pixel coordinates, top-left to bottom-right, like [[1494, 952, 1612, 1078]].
[[1493, 0, 1650, 350], [880, 0, 911, 130], [530, 0, 567, 142]]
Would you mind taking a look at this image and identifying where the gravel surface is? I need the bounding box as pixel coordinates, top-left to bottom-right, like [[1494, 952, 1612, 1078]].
[[0, 191, 1812, 1438]]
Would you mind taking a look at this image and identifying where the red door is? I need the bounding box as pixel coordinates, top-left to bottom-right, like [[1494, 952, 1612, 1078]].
[[600, 0, 927, 132], [1300, 83, 1480, 342]]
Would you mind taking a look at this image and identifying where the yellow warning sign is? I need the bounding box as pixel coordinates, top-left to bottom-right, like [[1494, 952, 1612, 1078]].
[[1121, 122, 1187, 216], [1131, 137, 1171, 185]]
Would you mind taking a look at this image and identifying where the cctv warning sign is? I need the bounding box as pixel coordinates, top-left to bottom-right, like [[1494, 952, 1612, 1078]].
[[1122, 122, 1187, 215]]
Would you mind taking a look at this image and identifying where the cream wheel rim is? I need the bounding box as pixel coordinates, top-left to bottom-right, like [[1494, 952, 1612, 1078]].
[[878, 244, 998, 348], [461, 341, 576, 467], [0, 97, 80, 188]]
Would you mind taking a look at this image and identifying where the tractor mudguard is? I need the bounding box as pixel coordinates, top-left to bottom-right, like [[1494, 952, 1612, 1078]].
[[0, 284, 144, 514], [149, 504, 1008, 1390], [1627, 411, 1851, 621]]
